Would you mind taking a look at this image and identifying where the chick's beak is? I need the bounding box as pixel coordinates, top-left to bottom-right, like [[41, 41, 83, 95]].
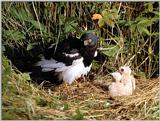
[[118, 70, 122, 74]]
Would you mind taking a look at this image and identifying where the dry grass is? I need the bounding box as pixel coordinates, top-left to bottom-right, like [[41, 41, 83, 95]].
[[32, 77, 159, 120], [2, 61, 159, 120]]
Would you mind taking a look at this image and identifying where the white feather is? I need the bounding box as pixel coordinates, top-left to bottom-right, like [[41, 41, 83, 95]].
[[36, 56, 56, 66], [36, 56, 66, 72], [63, 52, 79, 57], [41, 62, 66, 71], [57, 57, 91, 84], [109, 82, 126, 96], [41, 68, 55, 72], [35, 56, 92, 84], [94, 51, 98, 57], [111, 72, 122, 82], [118, 66, 135, 95]]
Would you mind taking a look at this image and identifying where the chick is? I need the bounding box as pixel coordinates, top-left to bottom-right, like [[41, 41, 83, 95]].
[[108, 72, 126, 97], [111, 71, 122, 82], [118, 66, 136, 95]]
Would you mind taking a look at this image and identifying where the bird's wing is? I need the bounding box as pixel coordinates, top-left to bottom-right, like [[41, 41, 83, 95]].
[[43, 37, 83, 60], [35, 47, 82, 72]]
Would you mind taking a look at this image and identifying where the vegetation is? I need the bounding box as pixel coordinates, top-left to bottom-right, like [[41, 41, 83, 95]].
[[2, 2, 159, 120]]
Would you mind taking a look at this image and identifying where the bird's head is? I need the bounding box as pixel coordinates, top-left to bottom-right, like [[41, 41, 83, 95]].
[[80, 33, 98, 47], [110, 72, 122, 82], [118, 66, 131, 75]]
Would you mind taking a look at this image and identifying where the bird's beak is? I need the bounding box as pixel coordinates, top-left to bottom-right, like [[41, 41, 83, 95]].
[[118, 70, 122, 74], [109, 73, 113, 77]]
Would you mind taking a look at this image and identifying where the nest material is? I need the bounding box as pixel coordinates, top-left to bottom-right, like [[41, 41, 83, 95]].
[[35, 77, 159, 120]]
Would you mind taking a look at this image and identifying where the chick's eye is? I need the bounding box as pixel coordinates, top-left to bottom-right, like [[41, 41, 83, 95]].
[[121, 68, 124, 72]]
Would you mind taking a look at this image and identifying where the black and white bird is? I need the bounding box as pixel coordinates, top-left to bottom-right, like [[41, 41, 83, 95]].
[[29, 33, 99, 84]]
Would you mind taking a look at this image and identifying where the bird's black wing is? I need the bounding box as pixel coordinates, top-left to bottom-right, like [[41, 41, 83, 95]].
[[43, 36, 84, 65], [30, 36, 84, 81]]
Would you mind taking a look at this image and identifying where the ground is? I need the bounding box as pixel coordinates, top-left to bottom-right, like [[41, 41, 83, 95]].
[[3, 72, 158, 120]]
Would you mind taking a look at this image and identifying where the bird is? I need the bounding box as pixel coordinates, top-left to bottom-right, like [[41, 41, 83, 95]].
[[118, 66, 136, 94], [29, 33, 99, 85], [108, 72, 126, 97], [109, 66, 136, 97]]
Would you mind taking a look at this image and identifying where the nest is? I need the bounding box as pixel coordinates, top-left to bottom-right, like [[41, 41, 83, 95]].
[[35, 77, 159, 120]]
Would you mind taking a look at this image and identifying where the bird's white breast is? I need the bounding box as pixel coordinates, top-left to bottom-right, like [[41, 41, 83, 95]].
[[56, 57, 91, 84], [109, 82, 126, 96]]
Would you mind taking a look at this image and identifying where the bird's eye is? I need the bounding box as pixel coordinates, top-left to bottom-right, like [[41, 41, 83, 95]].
[[84, 40, 89, 46], [88, 39, 92, 43]]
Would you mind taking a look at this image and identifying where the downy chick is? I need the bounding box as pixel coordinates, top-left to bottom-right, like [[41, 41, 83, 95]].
[[108, 72, 126, 97], [118, 66, 136, 95]]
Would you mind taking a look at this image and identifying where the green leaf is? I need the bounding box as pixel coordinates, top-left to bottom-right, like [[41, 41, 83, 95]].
[[148, 46, 153, 55], [104, 100, 111, 108], [129, 23, 137, 32], [141, 27, 151, 35], [73, 108, 84, 120], [112, 8, 119, 19], [21, 73, 31, 80], [30, 20, 47, 33], [148, 3, 153, 12], [98, 18, 105, 28], [104, 17, 115, 28], [144, 2, 154, 12], [102, 45, 120, 57], [92, 60, 101, 71], [59, 15, 65, 25], [2, 45, 6, 52], [65, 17, 79, 23], [137, 19, 153, 27], [118, 19, 127, 26], [151, 32, 159, 36], [3, 29, 25, 42], [27, 43, 38, 51], [63, 103, 69, 111], [82, 30, 97, 35], [11, 7, 33, 22], [36, 97, 48, 107], [102, 9, 119, 19], [64, 17, 79, 32], [137, 25, 151, 35], [101, 8, 118, 28], [135, 16, 147, 23], [64, 22, 78, 33], [2, 111, 15, 120], [152, 11, 160, 17], [102, 9, 108, 17]]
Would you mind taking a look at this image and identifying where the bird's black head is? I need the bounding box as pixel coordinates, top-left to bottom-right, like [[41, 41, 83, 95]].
[[80, 33, 99, 67], [80, 33, 98, 47]]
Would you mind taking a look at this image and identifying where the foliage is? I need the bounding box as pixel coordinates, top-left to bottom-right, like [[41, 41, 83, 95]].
[[92, 2, 159, 78], [2, 2, 159, 78]]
